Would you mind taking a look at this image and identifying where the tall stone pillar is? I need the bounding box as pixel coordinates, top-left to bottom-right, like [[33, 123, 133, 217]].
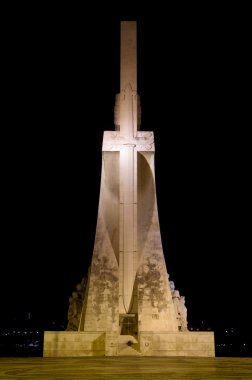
[[43, 21, 215, 357]]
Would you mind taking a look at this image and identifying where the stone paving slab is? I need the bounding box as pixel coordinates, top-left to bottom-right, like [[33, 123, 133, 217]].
[[0, 357, 251, 379]]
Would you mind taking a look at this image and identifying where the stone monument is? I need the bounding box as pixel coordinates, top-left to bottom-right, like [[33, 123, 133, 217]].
[[44, 21, 215, 357]]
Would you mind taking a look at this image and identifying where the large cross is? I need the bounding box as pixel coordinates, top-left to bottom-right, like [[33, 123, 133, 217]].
[[102, 22, 154, 313]]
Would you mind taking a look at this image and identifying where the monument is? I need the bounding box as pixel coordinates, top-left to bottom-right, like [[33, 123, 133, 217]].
[[44, 21, 215, 357]]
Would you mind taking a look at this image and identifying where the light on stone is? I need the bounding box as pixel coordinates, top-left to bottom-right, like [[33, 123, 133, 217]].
[[43, 20, 215, 358]]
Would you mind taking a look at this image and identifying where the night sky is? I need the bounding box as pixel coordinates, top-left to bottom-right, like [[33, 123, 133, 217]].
[[1, 6, 250, 332]]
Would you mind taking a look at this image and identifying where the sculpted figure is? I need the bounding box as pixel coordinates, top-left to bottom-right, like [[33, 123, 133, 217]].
[[178, 296, 188, 331], [66, 292, 79, 331], [172, 289, 188, 331], [66, 277, 87, 331], [172, 289, 182, 330], [169, 280, 175, 295]]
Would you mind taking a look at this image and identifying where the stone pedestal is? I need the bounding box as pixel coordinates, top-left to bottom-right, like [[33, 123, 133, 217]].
[[43, 331, 215, 357]]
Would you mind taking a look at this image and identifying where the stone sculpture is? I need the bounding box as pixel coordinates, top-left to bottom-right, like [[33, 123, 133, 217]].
[[66, 278, 87, 331], [43, 21, 215, 357]]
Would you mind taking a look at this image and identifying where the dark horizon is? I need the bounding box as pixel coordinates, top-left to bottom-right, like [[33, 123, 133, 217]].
[[1, 8, 250, 348]]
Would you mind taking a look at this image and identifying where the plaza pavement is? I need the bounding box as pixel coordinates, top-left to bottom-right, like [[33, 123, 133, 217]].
[[0, 357, 251, 379]]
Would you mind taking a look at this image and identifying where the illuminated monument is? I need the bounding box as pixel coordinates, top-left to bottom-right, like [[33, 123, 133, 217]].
[[44, 21, 215, 356]]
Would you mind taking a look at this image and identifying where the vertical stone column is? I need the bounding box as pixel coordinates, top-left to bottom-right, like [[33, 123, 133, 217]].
[[119, 22, 138, 313], [120, 21, 137, 92], [120, 21, 137, 138]]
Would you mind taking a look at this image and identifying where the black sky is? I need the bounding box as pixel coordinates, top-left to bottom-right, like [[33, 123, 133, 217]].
[[1, 6, 250, 331]]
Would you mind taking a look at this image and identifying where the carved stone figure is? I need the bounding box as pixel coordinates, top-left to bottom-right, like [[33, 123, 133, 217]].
[[172, 289, 188, 331], [169, 280, 175, 295], [178, 296, 188, 331], [66, 278, 87, 331], [172, 289, 182, 330], [66, 292, 79, 331]]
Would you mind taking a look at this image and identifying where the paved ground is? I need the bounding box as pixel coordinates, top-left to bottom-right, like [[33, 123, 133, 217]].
[[0, 357, 251, 379]]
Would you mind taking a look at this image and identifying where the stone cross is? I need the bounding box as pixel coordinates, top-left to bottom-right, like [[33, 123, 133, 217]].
[[102, 22, 154, 313]]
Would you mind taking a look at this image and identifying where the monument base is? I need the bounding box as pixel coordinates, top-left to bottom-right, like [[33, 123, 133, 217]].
[[43, 331, 215, 357]]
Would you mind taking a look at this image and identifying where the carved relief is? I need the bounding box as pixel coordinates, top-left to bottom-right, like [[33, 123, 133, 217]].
[[102, 131, 155, 151], [91, 254, 118, 324], [138, 258, 168, 312]]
